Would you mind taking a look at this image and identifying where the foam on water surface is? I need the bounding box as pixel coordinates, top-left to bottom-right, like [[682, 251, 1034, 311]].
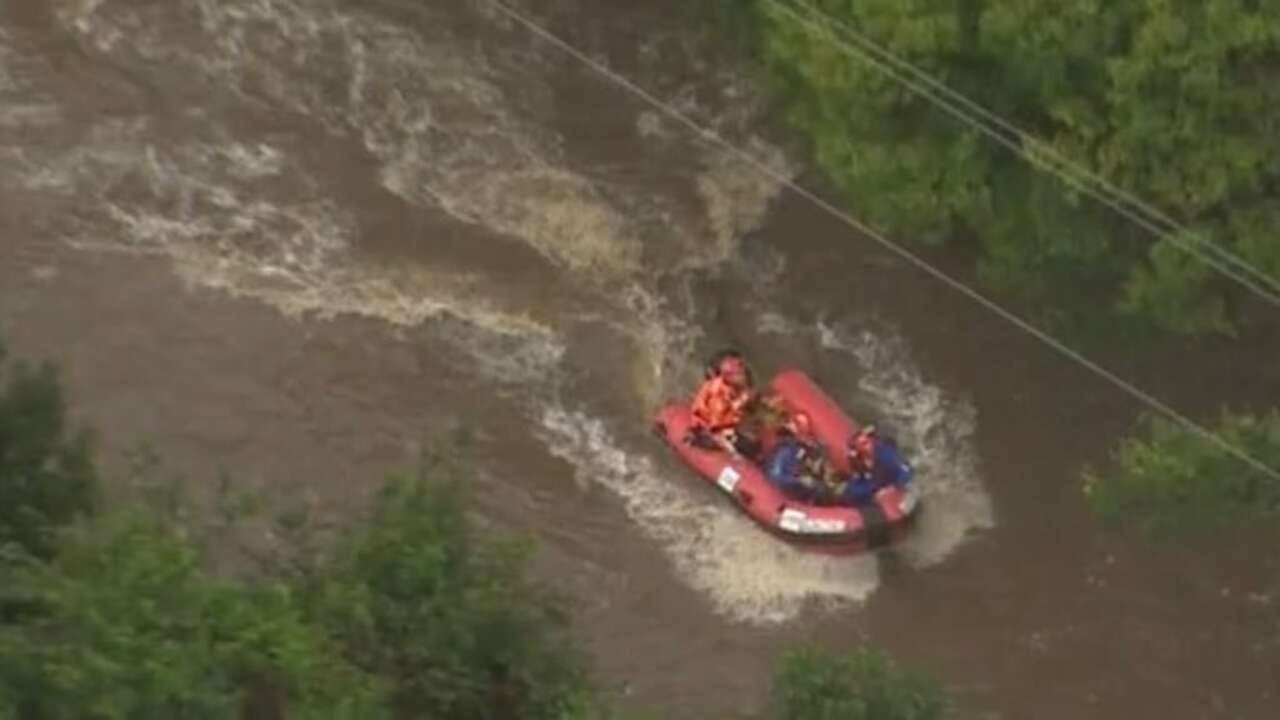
[[813, 317, 997, 567], [538, 405, 880, 625], [2, 0, 989, 626], [33, 0, 789, 372]]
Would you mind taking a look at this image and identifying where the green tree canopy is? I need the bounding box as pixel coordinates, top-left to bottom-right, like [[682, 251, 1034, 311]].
[[307, 463, 602, 720], [0, 512, 382, 720], [732, 0, 1280, 336], [0, 459, 607, 720], [0, 340, 97, 560], [769, 647, 949, 720], [1084, 409, 1280, 535]]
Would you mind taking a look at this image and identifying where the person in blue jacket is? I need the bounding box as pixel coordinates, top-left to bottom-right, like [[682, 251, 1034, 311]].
[[763, 412, 832, 502], [840, 425, 914, 506]]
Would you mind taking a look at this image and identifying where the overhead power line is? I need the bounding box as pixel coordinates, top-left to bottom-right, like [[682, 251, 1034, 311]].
[[765, 0, 1280, 308]]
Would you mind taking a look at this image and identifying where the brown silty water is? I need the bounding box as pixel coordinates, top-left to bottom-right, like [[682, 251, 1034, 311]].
[[2, 1, 1278, 718]]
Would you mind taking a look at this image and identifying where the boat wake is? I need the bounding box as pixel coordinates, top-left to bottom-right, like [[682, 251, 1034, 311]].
[[538, 405, 881, 625]]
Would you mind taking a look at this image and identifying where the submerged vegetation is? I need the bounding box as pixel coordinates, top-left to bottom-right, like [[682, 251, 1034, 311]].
[[0, 338, 948, 718], [1084, 410, 1280, 536], [770, 648, 949, 720]]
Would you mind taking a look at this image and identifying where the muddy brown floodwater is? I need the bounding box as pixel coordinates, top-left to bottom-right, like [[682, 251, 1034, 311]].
[[3, 1, 1278, 718]]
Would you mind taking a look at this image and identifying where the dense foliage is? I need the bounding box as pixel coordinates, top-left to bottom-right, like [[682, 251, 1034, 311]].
[[0, 469, 603, 720], [0, 341, 97, 560], [0, 337, 951, 718], [0, 513, 381, 720], [770, 648, 949, 720], [722, 0, 1280, 336], [1084, 410, 1280, 535], [305, 465, 601, 720]]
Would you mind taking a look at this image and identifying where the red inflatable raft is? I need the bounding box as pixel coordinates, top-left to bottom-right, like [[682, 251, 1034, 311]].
[[652, 369, 920, 551]]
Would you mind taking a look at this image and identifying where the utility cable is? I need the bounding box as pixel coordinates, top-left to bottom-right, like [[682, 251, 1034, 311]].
[[765, 0, 1280, 307]]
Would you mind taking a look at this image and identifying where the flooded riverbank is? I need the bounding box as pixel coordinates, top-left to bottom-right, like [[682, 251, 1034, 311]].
[[3, 1, 1277, 717]]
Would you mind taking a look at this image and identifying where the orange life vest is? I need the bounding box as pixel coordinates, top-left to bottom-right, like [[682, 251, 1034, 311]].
[[691, 376, 750, 432]]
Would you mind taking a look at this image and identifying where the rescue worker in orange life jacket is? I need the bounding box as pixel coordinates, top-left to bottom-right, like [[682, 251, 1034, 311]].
[[688, 350, 767, 459], [840, 425, 915, 506]]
